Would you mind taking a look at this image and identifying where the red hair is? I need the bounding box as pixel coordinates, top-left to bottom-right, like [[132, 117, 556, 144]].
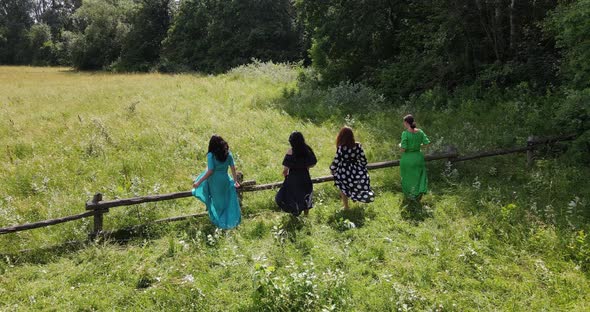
[[336, 126, 355, 148]]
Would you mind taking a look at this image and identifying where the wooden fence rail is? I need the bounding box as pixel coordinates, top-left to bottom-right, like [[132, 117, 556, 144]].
[[0, 134, 577, 237], [0, 210, 103, 235], [239, 151, 461, 192]]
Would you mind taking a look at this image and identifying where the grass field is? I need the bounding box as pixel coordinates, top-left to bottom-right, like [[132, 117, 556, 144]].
[[0, 65, 589, 311]]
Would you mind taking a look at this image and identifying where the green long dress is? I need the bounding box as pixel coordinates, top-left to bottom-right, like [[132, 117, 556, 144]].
[[400, 129, 431, 198]]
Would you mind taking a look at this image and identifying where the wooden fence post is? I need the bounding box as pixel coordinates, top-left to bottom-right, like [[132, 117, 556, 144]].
[[446, 145, 459, 163], [90, 193, 104, 239], [527, 136, 537, 168], [237, 171, 244, 208]]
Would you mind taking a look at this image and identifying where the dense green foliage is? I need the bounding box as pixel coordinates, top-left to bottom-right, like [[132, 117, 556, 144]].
[[0, 0, 34, 64], [26, 23, 54, 65], [0, 0, 304, 72], [297, 0, 560, 97], [69, 0, 134, 70], [546, 0, 590, 89], [116, 0, 172, 71], [162, 0, 303, 73], [1, 65, 589, 310], [545, 0, 590, 162], [0, 0, 80, 65]]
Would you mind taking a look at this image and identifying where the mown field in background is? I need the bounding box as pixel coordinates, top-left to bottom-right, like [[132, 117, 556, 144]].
[[0, 65, 588, 311]]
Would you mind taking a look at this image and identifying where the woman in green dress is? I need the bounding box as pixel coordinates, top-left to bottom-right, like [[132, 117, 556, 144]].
[[399, 115, 430, 199]]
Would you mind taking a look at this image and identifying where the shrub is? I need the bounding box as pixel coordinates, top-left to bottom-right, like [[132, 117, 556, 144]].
[[227, 59, 300, 84], [278, 71, 387, 123], [252, 261, 349, 311], [554, 88, 590, 164], [568, 230, 590, 271]]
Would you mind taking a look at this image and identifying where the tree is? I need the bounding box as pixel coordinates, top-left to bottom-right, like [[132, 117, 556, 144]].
[[296, 0, 560, 98], [546, 0, 590, 89], [162, 0, 303, 72], [545, 0, 590, 163], [117, 0, 172, 71], [27, 23, 55, 65], [70, 0, 134, 70], [34, 0, 82, 38], [0, 0, 34, 64], [297, 0, 406, 84]]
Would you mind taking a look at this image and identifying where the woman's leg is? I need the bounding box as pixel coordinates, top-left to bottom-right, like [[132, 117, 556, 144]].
[[340, 192, 349, 209]]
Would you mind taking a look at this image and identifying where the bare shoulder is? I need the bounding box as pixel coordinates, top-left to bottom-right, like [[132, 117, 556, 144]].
[[286, 148, 293, 155]]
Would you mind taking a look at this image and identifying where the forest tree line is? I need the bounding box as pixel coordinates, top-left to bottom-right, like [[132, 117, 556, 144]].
[[1, 0, 588, 93]]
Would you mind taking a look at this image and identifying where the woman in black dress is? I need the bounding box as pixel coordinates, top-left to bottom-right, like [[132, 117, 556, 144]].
[[330, 126, 375, 209], [275, 131, 318, 216]]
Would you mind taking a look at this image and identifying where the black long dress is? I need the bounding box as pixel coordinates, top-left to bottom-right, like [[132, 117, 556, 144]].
[[275, 149, 318, 216]]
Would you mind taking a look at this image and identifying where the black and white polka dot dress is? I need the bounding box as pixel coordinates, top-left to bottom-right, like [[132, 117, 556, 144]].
[[330, 143, 375, 203]]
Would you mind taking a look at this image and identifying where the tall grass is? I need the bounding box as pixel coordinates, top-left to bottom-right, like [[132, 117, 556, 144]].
[[0, 65, 588, 311]]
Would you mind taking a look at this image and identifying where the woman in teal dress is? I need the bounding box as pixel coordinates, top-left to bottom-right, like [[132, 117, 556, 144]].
[[399, 115, 430, 199], [192, 135, 241, 229]]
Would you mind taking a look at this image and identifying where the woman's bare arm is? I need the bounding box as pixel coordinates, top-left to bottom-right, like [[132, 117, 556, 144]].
[[230, 165, 240, 188], [283, 148, 292, 175], [193, 169, 213, 188]]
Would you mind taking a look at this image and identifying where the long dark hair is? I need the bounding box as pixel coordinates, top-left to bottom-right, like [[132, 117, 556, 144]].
[[208, 134, 229, 162], [404, 114, 417, 129], [336, 126, 355, 148], [289, 131, 313, 158]]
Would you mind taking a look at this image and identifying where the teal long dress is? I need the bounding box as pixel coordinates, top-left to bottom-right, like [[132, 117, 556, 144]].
[[192, 152, 241, 229], [400, 129, 431, 198]]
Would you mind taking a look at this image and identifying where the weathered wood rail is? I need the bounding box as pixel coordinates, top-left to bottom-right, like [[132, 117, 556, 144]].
[[0, 210, 103, 235], [0, 134, 577, 237]]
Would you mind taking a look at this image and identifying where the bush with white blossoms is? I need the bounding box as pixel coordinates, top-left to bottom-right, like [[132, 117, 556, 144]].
[[252, 260, 348, 311]]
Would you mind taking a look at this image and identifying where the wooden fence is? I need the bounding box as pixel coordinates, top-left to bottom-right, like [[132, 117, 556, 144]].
[[0, 134, 576, 238]]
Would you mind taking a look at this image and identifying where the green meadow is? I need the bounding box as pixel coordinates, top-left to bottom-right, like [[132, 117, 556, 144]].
[[0, 65, 589, 311]]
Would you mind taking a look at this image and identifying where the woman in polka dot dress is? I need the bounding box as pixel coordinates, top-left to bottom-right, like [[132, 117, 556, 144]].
[[330, 126, 375, 209]]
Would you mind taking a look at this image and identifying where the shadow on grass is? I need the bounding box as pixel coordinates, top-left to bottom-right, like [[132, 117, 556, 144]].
[[0, 240, 88, 267], [275, 214, 311, 243], [400, 196, 433, 223], [272, 214, 314, 244], [0, 226, 165, 267], [0, 215, 215, 266], [0, 202, 305, 267], [327, 205, 375, 231]]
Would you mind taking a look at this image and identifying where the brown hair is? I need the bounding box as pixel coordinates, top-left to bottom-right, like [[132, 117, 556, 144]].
[[208, 134, 229, 162], [403, 114, 417, 129], [336, 126, 356, 148]]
